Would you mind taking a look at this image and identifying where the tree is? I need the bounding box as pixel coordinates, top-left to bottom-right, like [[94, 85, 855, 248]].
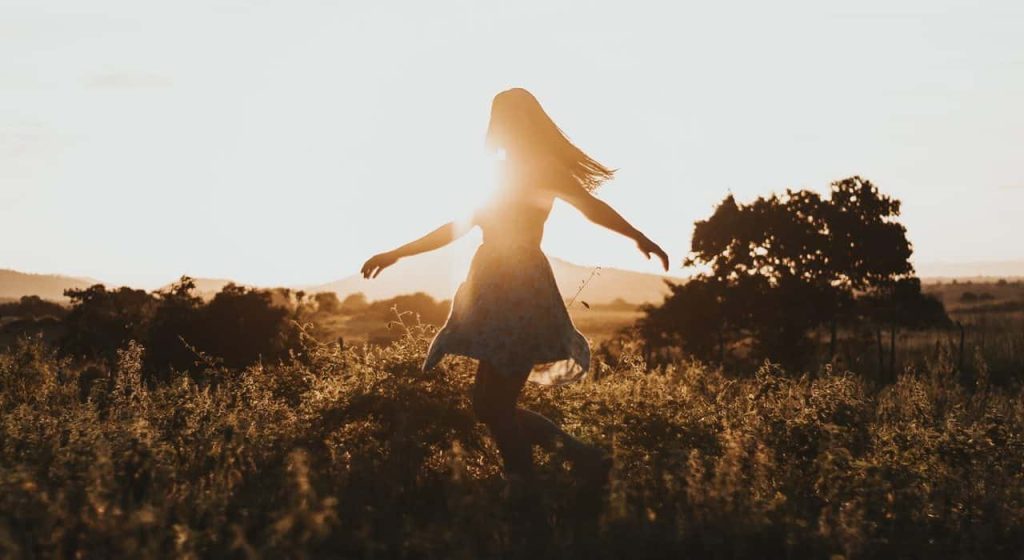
[[860, 277, 950, 381], [0, 296, 67, 321], [60, 285, 157, 362], [818, 177, 913, 356], [313, 292, 342, 314], [340, 292, 369, 314], [643, 176, 932, 371], [639, 277, 738, 365], [197, 283, 293, 369], [145, 276, 203, 378]]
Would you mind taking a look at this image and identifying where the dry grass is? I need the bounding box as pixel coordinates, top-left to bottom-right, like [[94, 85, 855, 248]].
[[1, 325, 1022, 559]]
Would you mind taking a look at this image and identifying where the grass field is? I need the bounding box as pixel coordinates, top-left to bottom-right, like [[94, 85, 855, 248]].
[[2, 323, 1022, 558], [304, 299, 643, 348]]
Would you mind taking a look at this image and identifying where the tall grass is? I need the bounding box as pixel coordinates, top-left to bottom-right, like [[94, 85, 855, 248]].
[[1, 326, 1022, 558]]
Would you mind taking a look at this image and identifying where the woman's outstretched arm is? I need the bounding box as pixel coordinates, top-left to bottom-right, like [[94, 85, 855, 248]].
[[361, 221, 472, 278], [557, 182, 670, 271]]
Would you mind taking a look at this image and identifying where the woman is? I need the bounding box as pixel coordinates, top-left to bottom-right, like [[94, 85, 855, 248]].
[[361, 88, 669, 481]]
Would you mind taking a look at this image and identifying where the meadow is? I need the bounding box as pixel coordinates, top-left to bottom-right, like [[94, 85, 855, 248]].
[[296, 293, 642, 349], [2, 318, 1022, 559]]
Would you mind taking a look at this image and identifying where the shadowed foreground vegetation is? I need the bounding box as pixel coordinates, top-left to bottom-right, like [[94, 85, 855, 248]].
[[2, 325, 1022, 559]]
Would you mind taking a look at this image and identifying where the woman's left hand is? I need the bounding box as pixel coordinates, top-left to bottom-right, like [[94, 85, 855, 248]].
[[637, 236, 670, 271]]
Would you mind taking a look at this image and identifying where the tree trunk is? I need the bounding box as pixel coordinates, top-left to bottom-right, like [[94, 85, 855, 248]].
[[889, 325, 897, 381], [829, 318, 838, 362], [717, 327, 725, 366], [876, 328, 884, 382], [957, 321, 965, 373]]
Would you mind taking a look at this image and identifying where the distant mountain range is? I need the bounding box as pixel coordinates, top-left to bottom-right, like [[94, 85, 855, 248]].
[[4, 257, 1023, 305], [302, 250, 679, 304], [913, 260, 1024, 282], [0, 269, 99, 302], [0, 251, 682, 305]]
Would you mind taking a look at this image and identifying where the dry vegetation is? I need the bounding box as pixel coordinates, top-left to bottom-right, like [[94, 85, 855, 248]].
[[2, 319, 1022, 559], [299, 292, 640, 348]]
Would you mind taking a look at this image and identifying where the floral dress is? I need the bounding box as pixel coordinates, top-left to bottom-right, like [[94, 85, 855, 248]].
[[421, 174, 591, 385]]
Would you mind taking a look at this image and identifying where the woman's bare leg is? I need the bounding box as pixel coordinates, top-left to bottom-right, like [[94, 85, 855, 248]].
[[472, 361, 606, 476], [515, 408, 601, 462], [472, 361, 533, 476]]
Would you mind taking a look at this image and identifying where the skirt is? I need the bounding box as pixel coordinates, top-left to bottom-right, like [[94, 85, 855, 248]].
[[422, 242, 591, 385]]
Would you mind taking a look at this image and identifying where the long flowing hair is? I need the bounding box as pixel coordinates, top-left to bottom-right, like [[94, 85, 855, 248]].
[[484, 88, 614, 192]]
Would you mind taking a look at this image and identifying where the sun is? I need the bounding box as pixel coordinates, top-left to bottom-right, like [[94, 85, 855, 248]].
[[451, 148, 504, 230]]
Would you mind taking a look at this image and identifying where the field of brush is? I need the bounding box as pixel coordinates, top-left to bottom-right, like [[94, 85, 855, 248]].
[[2, 321, 1023, 559]]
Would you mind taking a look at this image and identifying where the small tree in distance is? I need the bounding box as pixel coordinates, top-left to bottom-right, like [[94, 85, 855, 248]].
[[145, 276, 203, 377], [641, 176, 946, 372], [313, 292, 342, 314], [340, 292, 369, 314]]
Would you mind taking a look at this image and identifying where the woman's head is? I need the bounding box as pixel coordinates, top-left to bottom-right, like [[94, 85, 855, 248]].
[[485, 88, 614, 191]]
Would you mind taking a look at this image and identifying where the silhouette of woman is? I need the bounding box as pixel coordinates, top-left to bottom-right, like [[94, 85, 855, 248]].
[[362, 88, 669, 482]]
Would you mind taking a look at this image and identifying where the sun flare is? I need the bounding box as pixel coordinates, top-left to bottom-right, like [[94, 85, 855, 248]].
[[452, 149, 504, 229], [440, 149, 504, 293]]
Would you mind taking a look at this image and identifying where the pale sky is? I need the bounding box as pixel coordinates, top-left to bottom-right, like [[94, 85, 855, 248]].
[[1, 0, 1022, 289]]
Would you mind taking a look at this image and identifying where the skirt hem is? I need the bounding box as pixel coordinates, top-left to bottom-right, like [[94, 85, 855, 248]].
[[422, 328, 591, 386]]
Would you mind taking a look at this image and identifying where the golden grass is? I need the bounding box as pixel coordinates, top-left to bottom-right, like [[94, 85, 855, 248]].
[[1, 326, 1022, 558]]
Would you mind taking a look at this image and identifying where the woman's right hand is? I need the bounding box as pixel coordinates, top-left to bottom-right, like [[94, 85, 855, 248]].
[[636, 235, 670, 271], [361, 251, 398, 279]]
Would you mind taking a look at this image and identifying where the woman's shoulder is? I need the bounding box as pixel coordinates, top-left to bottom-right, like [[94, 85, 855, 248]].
[[518, 155, 574, 194], [521, 153, 564, 175]]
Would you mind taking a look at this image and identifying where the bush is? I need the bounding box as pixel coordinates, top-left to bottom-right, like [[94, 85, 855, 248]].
[[52, 280, 299, 380]]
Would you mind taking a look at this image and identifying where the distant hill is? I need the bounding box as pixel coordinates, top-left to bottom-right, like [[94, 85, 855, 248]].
[[8, 258, 1021, 306], [156, 277, 243, 300], [303, 248, 682, 305], [0, 269, 99, 303], [917, 260, 1024, 281], [547, 257, 680, 305], [1, 257, 679, 306]]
